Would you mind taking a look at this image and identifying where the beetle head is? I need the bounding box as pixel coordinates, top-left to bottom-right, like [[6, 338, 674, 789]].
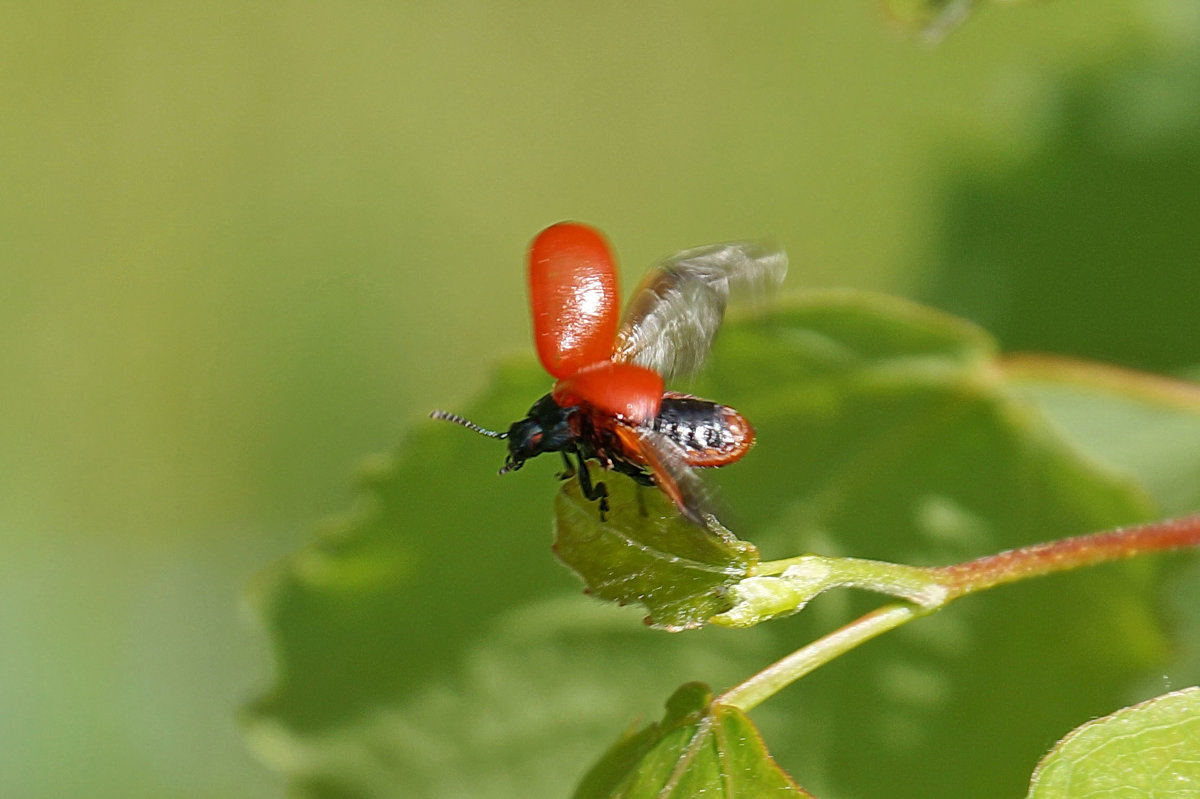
[[500, 394, 575, 473], [430, 393, 576, 475]]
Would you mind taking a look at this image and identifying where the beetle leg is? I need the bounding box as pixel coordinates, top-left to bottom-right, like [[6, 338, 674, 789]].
[[594, 448, 615, 470], [613, 424, 712, 527], [613, 459, 655, 487], [574, 452, 609, 520], [557, 452, 576, 480]]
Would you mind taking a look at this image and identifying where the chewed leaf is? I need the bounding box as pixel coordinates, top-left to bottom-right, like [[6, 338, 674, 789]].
[[574, 682, 813, 798], [1027, 687, 1200, 798], [553, 474, 758, 630]]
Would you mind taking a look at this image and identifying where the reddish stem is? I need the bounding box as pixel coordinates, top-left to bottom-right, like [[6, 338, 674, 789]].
[[933, 515, 1200, 598]]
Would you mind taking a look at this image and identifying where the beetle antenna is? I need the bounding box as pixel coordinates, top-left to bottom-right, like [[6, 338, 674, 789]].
[[429, 410, 508, 439]]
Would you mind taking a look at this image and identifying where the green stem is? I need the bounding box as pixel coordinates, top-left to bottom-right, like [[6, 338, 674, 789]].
[[719, 604, 926, 712], [719, 514, 1200, 712], [753, 554, 948, 606], [933, 514, 1200, 598]]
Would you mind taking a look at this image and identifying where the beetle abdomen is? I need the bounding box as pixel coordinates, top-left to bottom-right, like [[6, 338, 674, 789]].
[[654, 393, 755, 467]]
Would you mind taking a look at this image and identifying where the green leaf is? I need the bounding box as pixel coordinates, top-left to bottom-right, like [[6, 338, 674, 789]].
[[243, 360, 569, 730], [1004, 356, 1200, 515], [573, 683, 812, 799], [553, 475, 758, 630], [246, 292, 1197, 799], [1027, 687, 1200, 798], [651, 294, 1175, 797]]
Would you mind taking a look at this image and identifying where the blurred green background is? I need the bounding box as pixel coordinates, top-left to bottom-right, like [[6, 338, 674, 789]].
[[3, 2, 1198, 798]]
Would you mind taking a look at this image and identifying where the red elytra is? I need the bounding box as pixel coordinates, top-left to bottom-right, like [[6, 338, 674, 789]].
[[528, 222, 618, 379], [432, 221, 787, 525], [550, 357, 664, 426]]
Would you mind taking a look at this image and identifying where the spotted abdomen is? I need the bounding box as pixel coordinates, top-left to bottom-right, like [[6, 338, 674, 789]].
[[654, 392, 755, 467]]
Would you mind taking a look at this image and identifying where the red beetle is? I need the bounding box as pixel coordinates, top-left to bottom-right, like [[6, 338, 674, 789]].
[[432, 222, 786, 525]]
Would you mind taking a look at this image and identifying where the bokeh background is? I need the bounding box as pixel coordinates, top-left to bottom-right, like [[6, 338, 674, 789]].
[[3, 2, 1199, 797]]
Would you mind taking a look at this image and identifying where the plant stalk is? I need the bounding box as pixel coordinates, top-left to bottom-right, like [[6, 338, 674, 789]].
[[719, 514, 1200, 712]]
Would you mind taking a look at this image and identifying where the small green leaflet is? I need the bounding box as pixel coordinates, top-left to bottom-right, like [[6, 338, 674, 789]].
[[553, 476, 758, 630], [1027, 686, 1200, 798], [573, 683, 812, 798]]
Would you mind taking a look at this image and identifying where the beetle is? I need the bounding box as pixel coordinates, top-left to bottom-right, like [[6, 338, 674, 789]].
[[431, 222, 786, 525]]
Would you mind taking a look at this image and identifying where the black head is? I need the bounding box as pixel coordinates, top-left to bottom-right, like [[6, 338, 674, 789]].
[[501, 393, 576, 472], [430, 393, 577, 475]]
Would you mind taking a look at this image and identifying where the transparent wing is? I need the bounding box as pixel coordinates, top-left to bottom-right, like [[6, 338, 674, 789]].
[[612, 240, 787, 380], [616, 424, 714, 526]]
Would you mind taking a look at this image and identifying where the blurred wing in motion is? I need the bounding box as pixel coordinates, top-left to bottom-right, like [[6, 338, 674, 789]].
[[612, 240, 787, 379], [615, 424, 714, 526]]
